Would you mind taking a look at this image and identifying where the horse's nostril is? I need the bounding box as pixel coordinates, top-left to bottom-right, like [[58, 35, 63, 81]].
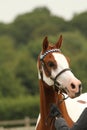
[[71, 83, 76, 89], [71, 83, 82, 90], [79, 84, 82, 89]]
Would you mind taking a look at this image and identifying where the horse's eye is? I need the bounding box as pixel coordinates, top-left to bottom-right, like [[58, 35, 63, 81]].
[[47, 61, 55, 67]]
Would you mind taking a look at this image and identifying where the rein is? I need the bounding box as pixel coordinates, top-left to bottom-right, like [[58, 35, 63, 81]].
[[39, 49, 71, 93]]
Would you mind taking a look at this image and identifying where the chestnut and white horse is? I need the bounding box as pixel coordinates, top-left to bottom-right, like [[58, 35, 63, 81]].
[[36, 35, 82, 130]]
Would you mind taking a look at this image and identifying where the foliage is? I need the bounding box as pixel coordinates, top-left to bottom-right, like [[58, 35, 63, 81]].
[[0, 96, 39, 120], [71, 11, 87, 37], [15, 48, 38, 95]]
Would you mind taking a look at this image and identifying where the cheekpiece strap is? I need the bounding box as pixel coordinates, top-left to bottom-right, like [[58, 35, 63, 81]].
[[40, 49, 61, 60]]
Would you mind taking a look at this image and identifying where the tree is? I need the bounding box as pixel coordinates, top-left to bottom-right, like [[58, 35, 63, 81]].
[[0, 35, 26, 97], [71, 11, 87, 36], [15, 48, 38, 95]]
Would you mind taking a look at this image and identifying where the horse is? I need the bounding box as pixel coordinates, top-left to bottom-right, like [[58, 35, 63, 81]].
[[65, 92, 87, 122], [35, 35, 82, 130]]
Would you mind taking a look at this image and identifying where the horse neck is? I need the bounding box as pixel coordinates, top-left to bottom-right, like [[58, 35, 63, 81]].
[[39, 80, 73, 129], [39, 80, 56, 125]]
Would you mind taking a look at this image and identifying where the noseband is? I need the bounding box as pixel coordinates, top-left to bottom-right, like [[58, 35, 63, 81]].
[[40, 49, 71, 93]]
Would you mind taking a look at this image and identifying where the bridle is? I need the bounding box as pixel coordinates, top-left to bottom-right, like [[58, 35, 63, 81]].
[[39, 49, 71, 127], [39, 49, 71, 93]]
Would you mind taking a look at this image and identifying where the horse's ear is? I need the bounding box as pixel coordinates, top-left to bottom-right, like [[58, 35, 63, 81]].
[[55, 35, 63, 48], [42, 36, 49, 52]]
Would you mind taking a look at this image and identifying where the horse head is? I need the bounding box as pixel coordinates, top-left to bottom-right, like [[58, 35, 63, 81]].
[[37, 35, 82, 98]]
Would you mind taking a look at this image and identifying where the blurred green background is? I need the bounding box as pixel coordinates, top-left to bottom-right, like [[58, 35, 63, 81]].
[[0, 7, 87, 120]]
